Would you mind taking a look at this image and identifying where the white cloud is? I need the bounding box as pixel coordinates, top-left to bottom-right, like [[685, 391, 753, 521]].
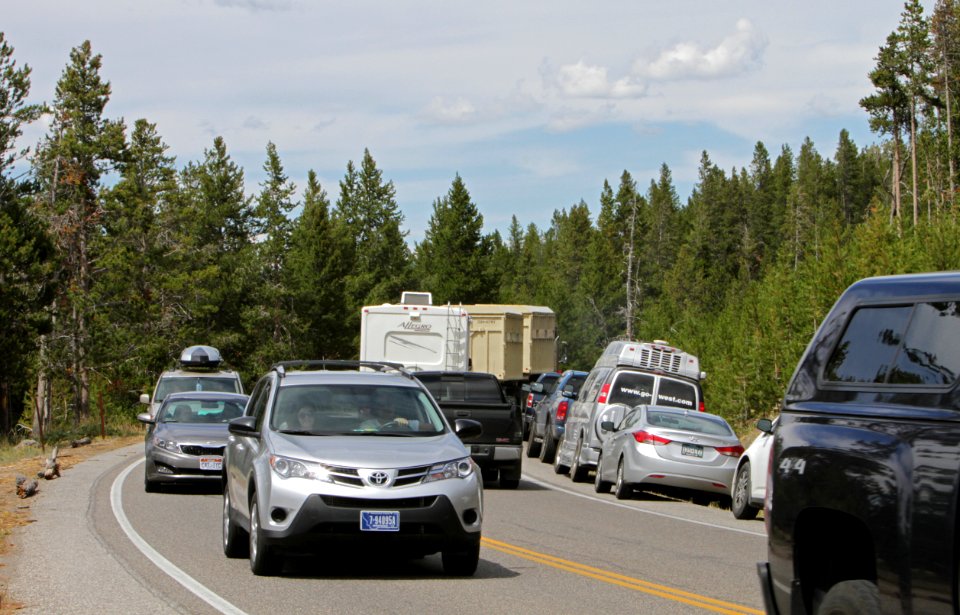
[[423, 97, 478, 124], [554, 60, 646, 99], [636, 18, 768, 80]]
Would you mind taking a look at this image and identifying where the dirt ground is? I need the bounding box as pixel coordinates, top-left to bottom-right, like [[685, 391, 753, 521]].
[[0, 435, 141, 612]]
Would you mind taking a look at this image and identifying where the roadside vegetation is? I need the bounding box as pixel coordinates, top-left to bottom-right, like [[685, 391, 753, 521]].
[[1, 0, 958, 441]]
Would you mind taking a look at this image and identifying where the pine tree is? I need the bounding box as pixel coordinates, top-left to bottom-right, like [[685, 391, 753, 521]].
[[32, 40, 125, 422], [0, 33, 51, 434], [413, 174, 494, 304]]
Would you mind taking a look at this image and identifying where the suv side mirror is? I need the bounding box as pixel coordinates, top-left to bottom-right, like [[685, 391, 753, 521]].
[[228, 416, 259, 436], [454, 418, 483, 440], [756, 418, 773, 434], [140, 393, 150, 405], [136, 412, 154, 424]]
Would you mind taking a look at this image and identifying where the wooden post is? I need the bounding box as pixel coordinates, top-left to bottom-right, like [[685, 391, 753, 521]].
[[98, 389, 106, 439]]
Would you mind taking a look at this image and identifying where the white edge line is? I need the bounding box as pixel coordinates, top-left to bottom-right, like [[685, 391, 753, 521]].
[[111, 458, 248, 615], [521, 474, 767, 538]]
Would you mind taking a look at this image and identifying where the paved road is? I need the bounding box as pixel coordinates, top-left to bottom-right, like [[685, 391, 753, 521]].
[[2, 443, 767, 614]]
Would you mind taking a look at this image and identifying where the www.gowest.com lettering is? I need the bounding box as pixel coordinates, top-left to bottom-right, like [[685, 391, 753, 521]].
[[619, 388, 652, 398], [657, 395, 693, 407]]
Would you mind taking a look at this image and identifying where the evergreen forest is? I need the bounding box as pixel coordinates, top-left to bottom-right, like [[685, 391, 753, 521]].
[[3, 0, 960, 439]]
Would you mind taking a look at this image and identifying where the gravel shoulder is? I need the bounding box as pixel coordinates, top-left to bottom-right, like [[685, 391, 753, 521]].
[[0, 440, 184, 614]]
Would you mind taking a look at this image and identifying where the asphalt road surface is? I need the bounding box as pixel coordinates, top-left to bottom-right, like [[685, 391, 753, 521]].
[[3, 443, 768, 614]]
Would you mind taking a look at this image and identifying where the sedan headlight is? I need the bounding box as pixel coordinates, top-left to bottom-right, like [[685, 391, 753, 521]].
[[269, 455, 332, 482], [153, 436, 180, 453], [423, 457, 475, 483]]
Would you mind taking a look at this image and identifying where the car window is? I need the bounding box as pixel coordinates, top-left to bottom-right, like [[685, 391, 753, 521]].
[[608, 371, 655, 406], [540, 375, 560, 395], [270, 384, 445, 435], [580, 368, 610, 403], [159, 399, 246, 423], [248, 376, 271, 430], [155, 376, 240, 401], [417, 377, 503, 402], [646, 409, 733, 436], [824, 302, 960, 385], [654, 377, 698, 410], [619, 407, 642, 430]]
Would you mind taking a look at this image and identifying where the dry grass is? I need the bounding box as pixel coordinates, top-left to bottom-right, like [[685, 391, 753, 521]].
[[0, 435, 141, 612]]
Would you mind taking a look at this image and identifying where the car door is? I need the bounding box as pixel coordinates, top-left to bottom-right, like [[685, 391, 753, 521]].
[[227, 374, 271, 522]]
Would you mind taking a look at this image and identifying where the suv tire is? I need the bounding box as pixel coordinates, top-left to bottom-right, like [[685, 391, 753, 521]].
[[731, 461, 759, 520], [249, 498, 281, 576], [526, 421, 541, 458], [570, 436, 589, 483], [816, 580, 880, 615], [222, 485, 248, 558], [539, 423, 557, 464], [442, 535, 481, 576]]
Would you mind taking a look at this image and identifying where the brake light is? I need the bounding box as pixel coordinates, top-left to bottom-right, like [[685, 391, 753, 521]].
[[715, 444, 744, 457], [526, 393, 534, 408], [633, 430, 671, 445], [556, 400, 569, 421], [698, 401, 705, 412], [597, 383, 611, 404]]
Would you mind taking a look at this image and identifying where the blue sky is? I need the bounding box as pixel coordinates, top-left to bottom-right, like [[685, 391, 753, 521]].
[[8, 1, 917, 243]]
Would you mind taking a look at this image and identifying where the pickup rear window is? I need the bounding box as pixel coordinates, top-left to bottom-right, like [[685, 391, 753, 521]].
[[824, 301, 960, 385], [417, 376, 504, 403]]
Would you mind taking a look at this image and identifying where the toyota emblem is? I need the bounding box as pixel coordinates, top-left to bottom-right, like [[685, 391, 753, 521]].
[[369, 471, 389, 485]]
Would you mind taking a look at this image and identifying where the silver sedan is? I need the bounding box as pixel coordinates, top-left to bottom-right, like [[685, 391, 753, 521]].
[[593, 404, 743, 503], [138, 391, 249, 492]]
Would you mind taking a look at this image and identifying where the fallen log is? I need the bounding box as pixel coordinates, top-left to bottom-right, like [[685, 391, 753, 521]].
[[38, 445, 60, 480], [71, 437, 92, 448], [16, 474, 38, 499]]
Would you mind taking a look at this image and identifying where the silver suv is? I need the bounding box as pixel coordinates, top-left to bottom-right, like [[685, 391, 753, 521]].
[[222, 360, 484, 576], [140, 346, 243, 418]]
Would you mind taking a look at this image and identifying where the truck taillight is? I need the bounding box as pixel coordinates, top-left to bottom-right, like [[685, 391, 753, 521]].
[[699, 401, 705, 412], [715, 444, 744, 457], [633, 430, 671, 445], [525, 393, 534, 408], [556, 401, 569, 421], [597, 383, 611, 404]]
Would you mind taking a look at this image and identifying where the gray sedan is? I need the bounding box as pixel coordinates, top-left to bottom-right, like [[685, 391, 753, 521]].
[[138, 391, 249, 492], [593, 404, 743, 503]]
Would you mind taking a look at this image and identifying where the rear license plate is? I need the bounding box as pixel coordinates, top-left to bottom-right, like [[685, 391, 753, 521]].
[[681, 444, 703, 458], [360, 511, 400, 532], [199, 456, 222, 471]]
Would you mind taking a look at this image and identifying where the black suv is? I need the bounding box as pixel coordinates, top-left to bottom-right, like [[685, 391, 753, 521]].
[[760, 272, 960, 614]]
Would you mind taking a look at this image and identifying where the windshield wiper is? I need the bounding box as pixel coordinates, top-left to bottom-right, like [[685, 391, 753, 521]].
[[276, 429, 325, 436]]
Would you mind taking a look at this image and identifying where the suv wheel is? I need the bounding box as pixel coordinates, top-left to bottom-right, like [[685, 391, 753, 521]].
[[731, 461, 759, 520], [570, 436, 589, 482], [442, 535, 481, 576], [614, 458, 632, 500], [816, 580, 879, 614], [526, 420, 541, 458], [222, 484, 248, 558], [249, 497, 281, 575], [539, 423, 557, 464], [553, 436, 569, 475], [594, 455, 611, 493]]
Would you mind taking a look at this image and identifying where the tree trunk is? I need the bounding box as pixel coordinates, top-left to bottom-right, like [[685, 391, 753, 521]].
[[910, 99, 919, 225]]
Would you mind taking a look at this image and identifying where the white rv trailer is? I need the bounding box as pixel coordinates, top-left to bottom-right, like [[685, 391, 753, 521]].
[[359, 292, 469, 371]]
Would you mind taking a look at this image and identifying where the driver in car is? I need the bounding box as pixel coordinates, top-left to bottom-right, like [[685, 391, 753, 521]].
[[357, 393, 409, 431]]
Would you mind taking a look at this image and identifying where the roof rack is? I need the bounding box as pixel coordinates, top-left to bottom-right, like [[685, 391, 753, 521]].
[[270, 360, 412, 379], [594, 340, 705, 381]]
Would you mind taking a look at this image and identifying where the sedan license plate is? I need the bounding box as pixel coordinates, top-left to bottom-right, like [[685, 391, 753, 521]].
[[681, 443, 703, 458], [199, 456, 222, 471], [360, 510, 400, 532]]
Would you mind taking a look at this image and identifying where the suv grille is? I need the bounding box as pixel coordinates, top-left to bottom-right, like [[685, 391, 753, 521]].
[[179, 445, 224, 456], [320, 495, 439, 509], [322, 464, 434, 488], [637, 348, 682, 374]]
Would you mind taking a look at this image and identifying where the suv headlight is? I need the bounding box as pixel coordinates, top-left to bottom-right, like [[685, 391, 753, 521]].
[[269, 455, 332, 482], [423, 457, 475, 483], [153, 436, 180, 453]]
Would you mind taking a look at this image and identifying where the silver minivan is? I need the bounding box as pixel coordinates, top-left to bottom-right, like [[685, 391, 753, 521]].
[[554, 340, 706, 482], [222, 360, 484, 576]]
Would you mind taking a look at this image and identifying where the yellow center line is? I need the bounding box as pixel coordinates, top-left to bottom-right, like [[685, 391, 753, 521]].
[[481, 537, 763, 615]]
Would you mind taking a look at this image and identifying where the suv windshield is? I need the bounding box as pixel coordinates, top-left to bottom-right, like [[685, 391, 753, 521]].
[[270, 384, 446, 435], [155, 376, 240, 401]]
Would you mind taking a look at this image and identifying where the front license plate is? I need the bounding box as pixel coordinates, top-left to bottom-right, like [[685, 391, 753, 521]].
[[360, 510, 400, 532], [199, 456, 222, 471], [681, 444, 703, 458]]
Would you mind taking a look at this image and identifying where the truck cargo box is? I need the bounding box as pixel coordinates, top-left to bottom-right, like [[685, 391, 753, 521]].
[[461, 308, 523, 381], [461, 304, 557, 378], [359, 302, 469, 371]]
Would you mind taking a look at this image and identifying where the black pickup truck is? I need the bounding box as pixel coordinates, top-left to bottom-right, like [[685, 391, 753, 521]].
[[414, 371, 522, 489], [760, 272, 960, 615]]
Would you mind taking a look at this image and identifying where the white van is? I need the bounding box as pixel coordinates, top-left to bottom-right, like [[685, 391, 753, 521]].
[[553, 340, 706, 482]]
